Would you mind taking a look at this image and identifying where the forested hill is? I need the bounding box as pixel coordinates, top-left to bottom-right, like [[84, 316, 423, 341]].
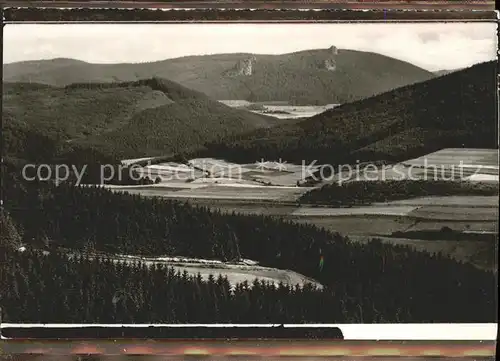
[[3, 48, 434, 105], [2, 77, 275, 161], [199, 61, 497, 165]]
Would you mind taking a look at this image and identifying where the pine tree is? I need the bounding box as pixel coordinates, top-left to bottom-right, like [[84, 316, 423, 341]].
[[0, 209, 23, 252]]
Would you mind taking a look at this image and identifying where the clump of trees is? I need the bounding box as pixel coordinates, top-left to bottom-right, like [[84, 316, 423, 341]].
[[299, 180, 498, 206]]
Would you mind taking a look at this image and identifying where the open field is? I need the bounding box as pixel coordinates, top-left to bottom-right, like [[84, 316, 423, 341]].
[[106, 183, 498, 234], [128, 185, 311, 202], [402, 148, 498, 168], [107, 184, 310, 202], [122, 149, 499, 189], [100, 183, 500, 269], [131, 149, 499, 188], [335, 148, 500, 183], [406, 220, 498, 233], [351, 164, 493, 182], [100, 182, 208, 190], [60, 249, 323, 290], [120, 156, 156, 166], [290, 215, 414, 235], [109, 157, 317, 200], [348, 236, 496, 271], [130, 158, 315, 187], [408, 205, 498, 221], [291, 206, 419, 217], [110, 149, 498, 270], [372, 195, 499, 207], [219, 100, 339, 119], [204, 198, 498, 271], [466, 174, 499, 182], [400, 148, 499, 182]]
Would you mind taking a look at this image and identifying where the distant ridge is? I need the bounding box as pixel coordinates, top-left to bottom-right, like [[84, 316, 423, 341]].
[[3, 47, 434, 105]]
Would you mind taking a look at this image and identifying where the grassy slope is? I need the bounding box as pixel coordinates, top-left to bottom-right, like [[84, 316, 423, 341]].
[[2, 78, 277, 160], [3, 48, 434, 105], [199, 61, 497, 164]]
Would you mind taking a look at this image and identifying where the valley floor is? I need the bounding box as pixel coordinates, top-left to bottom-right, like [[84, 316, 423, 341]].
[[105, 148, 499, 271], [103, 187, 498, 270]]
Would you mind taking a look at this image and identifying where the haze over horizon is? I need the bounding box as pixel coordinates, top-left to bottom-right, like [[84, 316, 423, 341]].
[[3, 22, 497, 71]]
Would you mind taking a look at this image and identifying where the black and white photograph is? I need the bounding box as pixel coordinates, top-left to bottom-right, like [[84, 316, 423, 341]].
[[1, 21, 498, 325]]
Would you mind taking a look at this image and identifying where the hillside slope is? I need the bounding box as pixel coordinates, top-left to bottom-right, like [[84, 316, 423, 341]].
[[2, 77, 276, 161], [199, 61, 497, 164], [3, 47, 434, 105], [433, 69, 462, 77]]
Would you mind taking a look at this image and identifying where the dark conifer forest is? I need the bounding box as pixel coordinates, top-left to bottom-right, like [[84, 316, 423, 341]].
[[1, 173, 496, 323]]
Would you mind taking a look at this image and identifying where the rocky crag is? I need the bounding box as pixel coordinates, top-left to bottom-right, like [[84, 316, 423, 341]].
[[224, 56, 256, 77], [323, 46, 338, 71]]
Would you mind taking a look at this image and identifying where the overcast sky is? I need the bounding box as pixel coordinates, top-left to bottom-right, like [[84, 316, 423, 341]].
[[3, 22, 497, 71]]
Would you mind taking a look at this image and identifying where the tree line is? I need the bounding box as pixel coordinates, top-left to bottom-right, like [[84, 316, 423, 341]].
[[299, 179, 498, 206], [1, 247, 377, 323], [0, 244, 495, 324]]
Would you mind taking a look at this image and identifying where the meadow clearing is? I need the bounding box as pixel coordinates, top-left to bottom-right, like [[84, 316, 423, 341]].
[[218, 100, 339, 119], [62, 249, 324, 290]]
